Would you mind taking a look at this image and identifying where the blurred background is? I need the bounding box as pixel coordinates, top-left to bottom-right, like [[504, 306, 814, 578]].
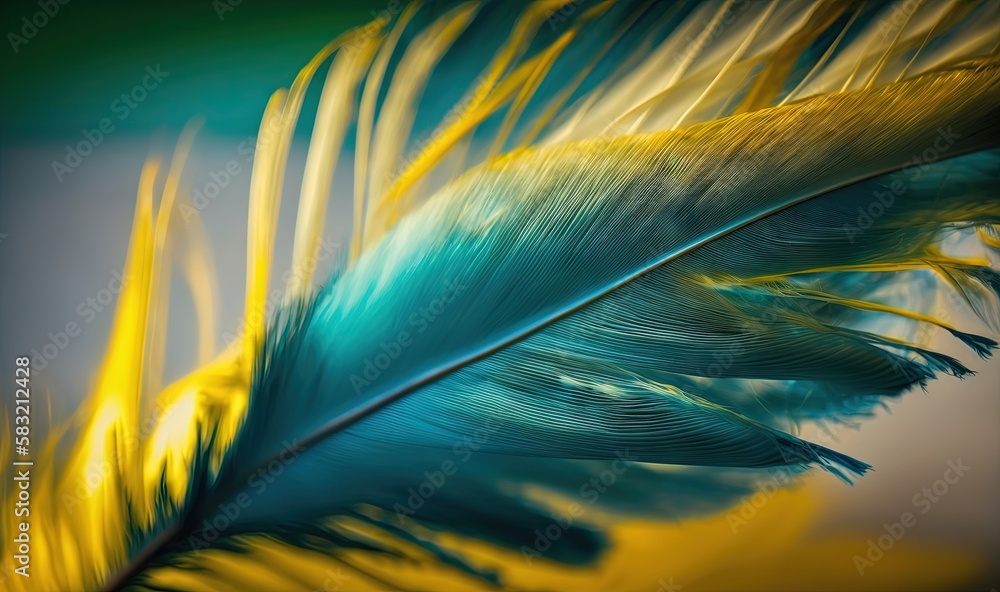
[[1, 0, 997, 589]]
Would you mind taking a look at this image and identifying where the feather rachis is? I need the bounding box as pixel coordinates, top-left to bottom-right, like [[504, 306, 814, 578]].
[[5, 2, 1000, 589]]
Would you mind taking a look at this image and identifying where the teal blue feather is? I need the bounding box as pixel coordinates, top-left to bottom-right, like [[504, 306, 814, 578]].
[[117, 54, 1000, 592]]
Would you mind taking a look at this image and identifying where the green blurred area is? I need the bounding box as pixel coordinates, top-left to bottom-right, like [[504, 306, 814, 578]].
[[0, 0, 386, 139]]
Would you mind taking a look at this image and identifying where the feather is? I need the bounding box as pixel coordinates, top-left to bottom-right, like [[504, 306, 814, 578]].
[[3, 1, 999, 590]]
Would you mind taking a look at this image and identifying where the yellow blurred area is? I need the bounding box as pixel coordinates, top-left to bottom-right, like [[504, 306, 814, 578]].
[[137, 481, 988, 591]]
